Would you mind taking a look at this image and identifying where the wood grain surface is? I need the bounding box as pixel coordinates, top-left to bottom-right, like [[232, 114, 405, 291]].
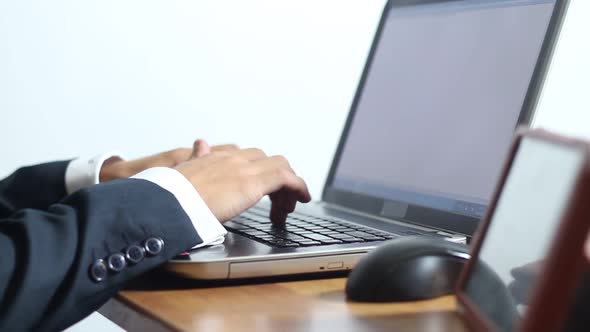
[[101, 274, 467, 332]]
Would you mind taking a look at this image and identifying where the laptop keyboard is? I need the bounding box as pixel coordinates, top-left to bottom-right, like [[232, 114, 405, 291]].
[[223, 208, 402, 248]]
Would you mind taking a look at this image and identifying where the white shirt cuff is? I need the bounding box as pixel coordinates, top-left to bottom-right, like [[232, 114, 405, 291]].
[[65, 153, 122, 195], [131, 167, 227, 249]]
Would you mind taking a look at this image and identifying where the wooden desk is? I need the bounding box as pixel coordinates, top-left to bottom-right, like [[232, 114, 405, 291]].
[[99, 271, 467, 332]]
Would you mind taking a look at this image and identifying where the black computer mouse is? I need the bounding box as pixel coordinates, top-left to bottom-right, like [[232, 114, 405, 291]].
[[346, 236, 471, 302]]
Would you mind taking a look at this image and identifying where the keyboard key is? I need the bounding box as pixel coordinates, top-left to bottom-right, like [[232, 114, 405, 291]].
[[329, 233, 356, 240], [298, 240, 322, 246], [328, 227, 354, 232], [268, 239, 299, 248], [309, 220, 331, 224], [290, 212, 310, 219], [344, 231, 372, 237], [252, 225, 273, 231], [278, 234, 308, 241], [339, 237, 364, 243], [280, 242, 300, 248], [242, 231, 269, 237], [268, 230, 290, 236], [365, 230, 393, 237], [300, 225, 325, 230], [286, 226, 305, 232], [245, 215, 272, 223], [301, 234, 342, 243], [224, 222, 252, 230], [287, 222, 309, 227], [321, 239, 344, 244], [300, 233, 333, 241], [345, 231, 385, 241]]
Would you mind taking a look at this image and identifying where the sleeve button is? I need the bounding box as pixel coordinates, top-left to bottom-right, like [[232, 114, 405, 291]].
[[125, 244, 145, 264], [107, 253, 127, 272], [89, 259, 108, 282], [144, 237, 165, 256]]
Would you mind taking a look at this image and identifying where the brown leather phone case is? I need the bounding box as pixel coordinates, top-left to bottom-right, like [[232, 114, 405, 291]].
[[456, 128, 590, 332]]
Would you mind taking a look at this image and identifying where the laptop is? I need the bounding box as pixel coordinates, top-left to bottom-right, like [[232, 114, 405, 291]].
[[167, 0, 569, 279], [455, 128, 590, 332]]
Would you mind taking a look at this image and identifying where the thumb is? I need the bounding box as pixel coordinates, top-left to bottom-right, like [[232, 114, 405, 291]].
[[191, 139, 211, 159]]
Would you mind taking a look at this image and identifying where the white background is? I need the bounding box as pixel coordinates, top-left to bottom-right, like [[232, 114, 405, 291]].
[[1, 0, 589, 200], [1, 1, 589, 330], [0, 0, 385, 200]]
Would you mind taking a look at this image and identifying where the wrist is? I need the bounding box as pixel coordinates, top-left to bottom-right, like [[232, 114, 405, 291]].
[[99, 156, 126, 182]]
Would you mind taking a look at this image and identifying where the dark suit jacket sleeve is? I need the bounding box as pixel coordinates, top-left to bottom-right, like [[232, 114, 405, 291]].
[[0, 161, 71, 218], [0, 178, 203, 332]]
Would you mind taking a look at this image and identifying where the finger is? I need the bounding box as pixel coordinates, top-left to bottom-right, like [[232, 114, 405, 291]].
[[270, 174, 311, 215], [211, 144, 239, 153], [192, 139, 211, 158], [269, 189, 298, 224], [270, 202, 289, 224], [256, 161, 312, 204], [271, 190, 298, 214], [167, 148, 192, 163], [232, 148, 268, 161]]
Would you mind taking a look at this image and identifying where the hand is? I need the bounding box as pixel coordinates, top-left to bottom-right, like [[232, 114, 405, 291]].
[[175, 143, 311, 223], [99, 139, 238, 182]]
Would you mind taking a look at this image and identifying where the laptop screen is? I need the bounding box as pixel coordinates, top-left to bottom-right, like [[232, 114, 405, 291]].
[[462, 136, 584, 331], [328, 0, 557, 225]]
